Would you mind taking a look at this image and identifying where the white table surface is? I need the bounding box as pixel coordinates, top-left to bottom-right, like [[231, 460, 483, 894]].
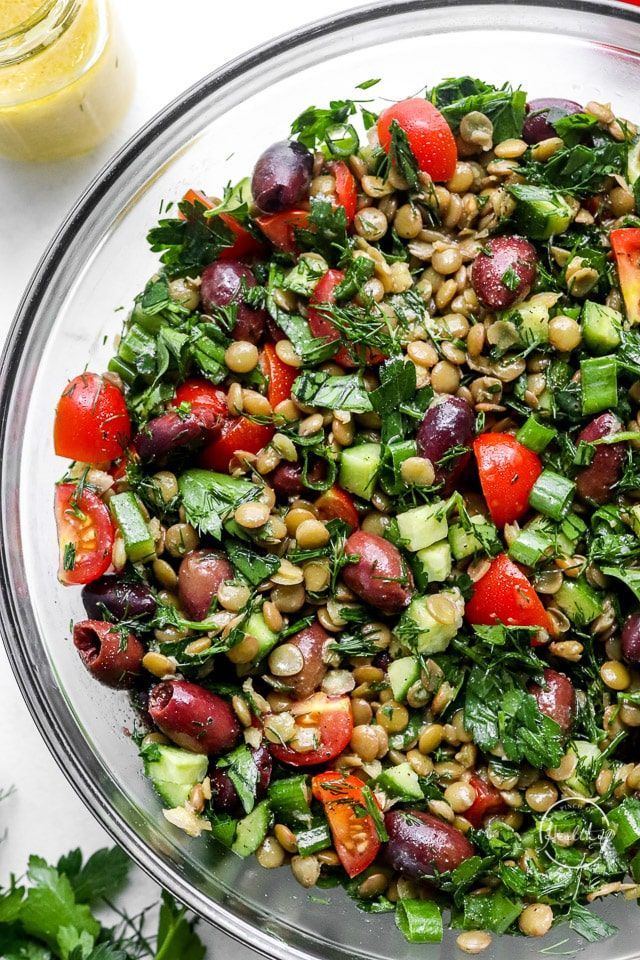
[[0, 0, 346, 946]]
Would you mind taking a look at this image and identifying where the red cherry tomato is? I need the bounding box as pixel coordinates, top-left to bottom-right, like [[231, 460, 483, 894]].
[[312, 772, 381, 878], [330, 160, 358, 223], [465, 553, 555, 635], [180, 189, 265, 260], [473, 433, 542, 528], [199, 417, 274, 473], [377, 98, 457, 183], [260, 342, 298, 408], [54, 373, 131, 463], [308, 270, 386, 370], [465, 775, 507, 828], [55, 483, 114, 585], [173, 378, 228, 415], [611, 228, 640, 326], [314, 485, 359, 530], [269, 693, 353, 767], [255, 210, 310, 254]]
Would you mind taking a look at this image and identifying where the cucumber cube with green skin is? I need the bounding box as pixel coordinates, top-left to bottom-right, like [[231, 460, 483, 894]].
[[396, 501, 448, 553], [231, 800, 272, 858], [554, 577, 603, 626], [388, 656, 421, 702], [629, 504, 640, 539], [376, 762, 423, 800], [448, 516, 498, 561], [268, 775, 311, 826], [143, 743, 208, 808], [581, 301, 622, 355], [236, 611, 278, 675], [510, 301, 550, 345], [401, 589, 464, 654], [508, 184, 574, 239], [415, 540, 452, 584], [339, 443, 382, 500], [561, 741, 601, 798], [110, 491, 155, 562]]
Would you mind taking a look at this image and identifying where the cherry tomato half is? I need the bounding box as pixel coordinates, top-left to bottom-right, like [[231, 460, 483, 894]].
[[464, 775, 507, 828], [330, 160, 358, 223], [465, 553, 554, 635], [314, 485, 359, 530], [312, 772, 381, 877], [255, 210, 310, 254], [377, 98, 457, 183], [260, 342, 298, 408], [55, 483, 114, 585], [269, 693, 353, 767], [199, 417, 274, 473], [180, 189, 265, 260], [611, 228, 640, 326], [473, 433, 542, 529], [173, 378, 228, 416], [54, 373, 131, 464]]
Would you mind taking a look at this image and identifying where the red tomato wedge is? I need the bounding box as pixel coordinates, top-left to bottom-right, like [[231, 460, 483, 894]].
[[269, 693, 353, 767], [611, 228, 640, 326], [180, 189, 264, 260], [465, 775, 507, 828], [465, 553, 555, 635], [312, 772, 381, 878], [173, 378, 228, 415], [255, 210, 310, 254], [314, 485, 359, 530], [473, 433, 542, 528], [54, 373, 131, 464], [260, 342, 298, 407], [330, 160, 358, 223], [377, 98, 457, 183], [199, 417, 273, 473], [55, 483, 114, 585]]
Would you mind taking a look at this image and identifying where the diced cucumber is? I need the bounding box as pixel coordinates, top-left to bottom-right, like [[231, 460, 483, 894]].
[[415, 540, 452, 585], [629, 504, 640, 539], [554, 577, 603, 626], [561, 741, 601, 798], [581, 355, 618, 416], [376, 762, 423, 800], [396, 501, 448, 553], [110, 492, 155, 562], [209, 811, 238, 848], [510, 301, 550, 345], [268, 775, 311, 825], [296, 819, 332, 856], [448, 516, 498, 560], [508, 184, 574, 239], [388, 656, 421, 702], [581, 301, 622, 355], [628, 138, 640, 187], [143, 743, 208, 808], [339, 443, 381, 500], [387, 713, 424, 751], [400, 589, 464, 654], [236, 611, 278, 674], [380, 440, 417, 496], [231, 800, 272, 858]]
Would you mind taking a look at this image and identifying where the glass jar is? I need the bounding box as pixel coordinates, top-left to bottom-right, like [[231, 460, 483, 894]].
[[0, 0, 135, 161]]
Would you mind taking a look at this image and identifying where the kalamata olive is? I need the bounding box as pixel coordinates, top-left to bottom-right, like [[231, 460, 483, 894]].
[[286, 622, 330, 698], [342, 531, 413, 614], [471, 235, 538, 310], [270, 461, 326, 501], [622, 613, 640, 664], [73, 620, 144, 688], [148, 679, 240, 754], [372, 650, 392, 671], [200, 260, 267, 344], [416, 396, 475, 494], [209, 744, 272, 814], [178, 549, 234, 621], [576, 413, 625, 505], [523, 97, 583, 145], [134, 407, 220, 462], [251, 140, 314, 214], [82, 575, 156, 622], [529, 668, 575, 734], [384, 809, 475, 878]]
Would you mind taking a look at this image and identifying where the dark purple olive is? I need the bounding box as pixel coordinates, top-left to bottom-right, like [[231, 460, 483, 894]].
[[622, 613, 640, 664], [148, 679, 240, 755], [576, 413, 625, 504], [73, 620, 144, 688], [523, 97, 583, 145], [251, 140, 314, 214], [134, 407, 220, 462], [343, 531, 413, 614], [416, 396, 475, 494], [209, 744, 272, 814], [285, 622, 330, 698], [471, 235, 538, 310], [270, 461, 326, 501], [372, 650, 392, 671], [529, 668, 575, 734], [200, 260, 267, 344], [82, 575, 156, 622], [384, 809, 475, 878], [178, 549, 234, 621]]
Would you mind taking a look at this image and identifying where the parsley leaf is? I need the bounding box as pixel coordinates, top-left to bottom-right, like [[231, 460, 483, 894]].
[[226, 542, 281, 587], [292, 370, 373, 413], [19, 857, 100, 950], [567, 902, 618, 943], [56, 848, 130, 904], [147, 200, 233, 276], [155, 891, 205, 960], [178, 469, 262, 539], [216, 745, 260, 815], [428, 76, 526, 142], [388, 120, 420, 190], [291, 100, 357, 150]]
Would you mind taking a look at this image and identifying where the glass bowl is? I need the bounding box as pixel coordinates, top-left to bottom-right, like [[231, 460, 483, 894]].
[[2, 2, 640, 957]]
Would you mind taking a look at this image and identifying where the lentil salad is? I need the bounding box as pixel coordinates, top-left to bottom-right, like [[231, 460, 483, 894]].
[[52, 76, 640, 950]]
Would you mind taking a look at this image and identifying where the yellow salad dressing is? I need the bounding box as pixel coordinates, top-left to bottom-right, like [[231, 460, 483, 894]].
[[0, 0, 134, 161]]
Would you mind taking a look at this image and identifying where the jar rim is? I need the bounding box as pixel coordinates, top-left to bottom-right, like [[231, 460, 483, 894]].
[[0, 0, 81, 65]]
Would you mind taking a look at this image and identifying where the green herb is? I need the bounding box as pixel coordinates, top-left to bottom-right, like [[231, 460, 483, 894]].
[[147, 200, 233, 276], [292, 370, 373, 413], [522, 139, 628, 195], [388, 120, 420, 190], [178, 469, 262, 539], [62, 542, 76, 572], [428, 76, 526, 141], [226, 542, 281, 587], [553, 112, 599, 146], [501, 265, 521, 291], [216, 745, 259, 815], [291, 100, 358, 149], [356, 78, 380, 90], [295, 199, 349, 264]]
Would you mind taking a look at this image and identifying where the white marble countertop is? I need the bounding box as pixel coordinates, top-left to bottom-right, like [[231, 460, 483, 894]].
[[0, 0, 345, 947]]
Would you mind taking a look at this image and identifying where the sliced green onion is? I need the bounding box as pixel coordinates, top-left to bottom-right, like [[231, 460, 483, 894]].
[[395, 899, 443, 943], [529, 469, 575, 521], [508, 525, 554, 567], [608, 796, 640, 852], [462, 891, 523, 935], [574, 440, 596, 466], [516, 415, 557, 453], [295, 820, 332, 856], [325, 123, 359, 158], [560, 511, 588, 548], [580, 355, 618, 415], [107, 355, 137, 385], [267, 776, 311, 826]]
